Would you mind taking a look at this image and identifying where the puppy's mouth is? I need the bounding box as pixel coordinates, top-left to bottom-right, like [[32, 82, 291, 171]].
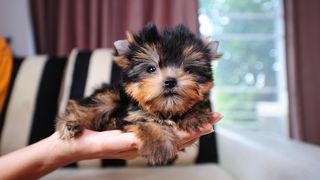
[[162, 89, 179, 97]]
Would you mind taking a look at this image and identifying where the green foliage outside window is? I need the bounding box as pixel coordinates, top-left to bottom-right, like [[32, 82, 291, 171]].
[[199, 0, 285, 129]]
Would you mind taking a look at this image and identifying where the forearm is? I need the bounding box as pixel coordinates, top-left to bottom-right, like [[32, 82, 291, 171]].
[[0, 113, 221, 179], [0, 132, 77, 179], [0, 129, 139, 179]]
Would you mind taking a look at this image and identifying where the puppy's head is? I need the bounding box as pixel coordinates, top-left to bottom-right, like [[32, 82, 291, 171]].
[[114, 23, 219, 116]]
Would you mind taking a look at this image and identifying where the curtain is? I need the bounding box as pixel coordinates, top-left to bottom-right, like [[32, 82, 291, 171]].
[[284, 0, 320, 145], [30, 0, 199, 56]]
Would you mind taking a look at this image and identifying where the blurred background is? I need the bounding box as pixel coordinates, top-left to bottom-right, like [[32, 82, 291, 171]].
[[1, 0, 320, 179], [199, 0, 287, 137], [0, 0, 320, 180]]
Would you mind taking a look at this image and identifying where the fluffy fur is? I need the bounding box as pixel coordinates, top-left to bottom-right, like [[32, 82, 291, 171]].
[[56, 23, 220, 165]]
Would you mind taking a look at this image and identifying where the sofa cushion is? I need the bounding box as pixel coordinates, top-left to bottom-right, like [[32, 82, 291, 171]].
[[59, 49, 218, 167], [0, 55, 66, 154], [0, 48, 218, 168], [43, 164, 235, 180]]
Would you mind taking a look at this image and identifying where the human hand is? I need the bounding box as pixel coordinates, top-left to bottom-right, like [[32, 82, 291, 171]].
[[176, 112, 223, 150], [53, 112, 223, 163], [53, 129, 141, 162]]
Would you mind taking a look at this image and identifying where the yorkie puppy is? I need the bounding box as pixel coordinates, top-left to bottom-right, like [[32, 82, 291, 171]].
[[56, 23, 220, 165]]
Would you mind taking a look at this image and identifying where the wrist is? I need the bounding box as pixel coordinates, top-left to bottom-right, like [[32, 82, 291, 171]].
[[46, 130, 103, 165], [44, 132, 79, 166]]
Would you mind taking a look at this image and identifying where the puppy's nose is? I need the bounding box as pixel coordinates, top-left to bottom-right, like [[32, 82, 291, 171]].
[[164, 77, 177, 89]]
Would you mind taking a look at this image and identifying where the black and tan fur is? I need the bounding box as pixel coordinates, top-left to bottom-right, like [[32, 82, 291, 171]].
[[56, 23, 220, 165]]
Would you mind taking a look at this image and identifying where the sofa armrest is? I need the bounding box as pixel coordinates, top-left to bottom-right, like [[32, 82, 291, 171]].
[[216, 126, 320, 180]]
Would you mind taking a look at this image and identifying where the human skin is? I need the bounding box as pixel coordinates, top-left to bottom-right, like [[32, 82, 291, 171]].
[[0, 113, 223, 180]]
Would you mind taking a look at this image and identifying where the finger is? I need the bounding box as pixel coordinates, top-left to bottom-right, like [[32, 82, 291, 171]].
[[91, 131, 141, 154], [212, 112, 222, 119], [176, 123, 213, 144], [179, 138, 199, 150], [181, 125, 213, 144], [122, 154, 139, 160], [176, 130, 197, 142], [114, 149, 139, 160], [117, 132, 142, 149], [114, 148, 138, 155], [198, 123, 214, 136], [210, 112, 224, 124]]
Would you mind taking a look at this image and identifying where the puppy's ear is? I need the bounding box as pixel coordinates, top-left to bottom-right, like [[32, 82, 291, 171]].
[[113, 32, 136, 68], [204, 38, 222, 60], [209, 41, 222, 60], [114, 40, 130, 55], [209, 41, 219, 54], [126, 31, 136, 43], [113, 40, 130, 68]]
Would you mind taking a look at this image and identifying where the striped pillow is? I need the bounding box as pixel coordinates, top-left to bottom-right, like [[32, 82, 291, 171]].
[[58, 49, 124, 167], [0, 49, 218, 167], [59, 49, 218, 167], [0, 55, 66, 154]]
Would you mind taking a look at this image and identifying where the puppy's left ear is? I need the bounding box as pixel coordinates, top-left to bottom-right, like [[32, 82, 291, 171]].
[[208, 41, 222, 60], [209, 41, 219, 54], [204, 38, 222, 60], [113, 40, 130, 68]]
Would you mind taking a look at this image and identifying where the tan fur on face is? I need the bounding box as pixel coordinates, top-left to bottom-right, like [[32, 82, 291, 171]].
[[125, 74, 163, 106], [161, 67, 183, 78], [199, 81, 213, 95], [134, 44, 159, 63], [182, 46, 204, 65], [125, 67, 206, 116]]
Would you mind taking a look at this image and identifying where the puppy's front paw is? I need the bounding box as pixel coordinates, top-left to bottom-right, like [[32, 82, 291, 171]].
[[124, 123, 179, 165], [140, 139, 178, 165], [56, 119, 83, 140]]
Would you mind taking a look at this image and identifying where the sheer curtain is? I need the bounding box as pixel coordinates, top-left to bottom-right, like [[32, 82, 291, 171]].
[[30, 0, 199, 56]]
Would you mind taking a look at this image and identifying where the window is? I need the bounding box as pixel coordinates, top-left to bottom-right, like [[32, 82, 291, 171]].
[[199, 0, 288, 136]]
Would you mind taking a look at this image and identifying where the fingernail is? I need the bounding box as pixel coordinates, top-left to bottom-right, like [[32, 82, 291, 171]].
[[199, 124, 211, 131], [201, 128, 214, 136], [211, 114, 223, 124], [213, 112, 221, 117]]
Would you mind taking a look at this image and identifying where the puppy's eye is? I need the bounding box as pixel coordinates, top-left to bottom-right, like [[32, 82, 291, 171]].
[[184, 67, 193, 73], [146, 66, 156, 73]]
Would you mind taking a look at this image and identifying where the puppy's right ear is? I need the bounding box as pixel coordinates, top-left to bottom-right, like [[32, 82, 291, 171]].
[[113, 39, 130, 68], [113, 32, 136, 69], [114, 40, 130, 55]]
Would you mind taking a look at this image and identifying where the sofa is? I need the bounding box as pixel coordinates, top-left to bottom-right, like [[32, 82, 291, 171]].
[[1, 49, 320, 180], [43, 126, 320, 180]]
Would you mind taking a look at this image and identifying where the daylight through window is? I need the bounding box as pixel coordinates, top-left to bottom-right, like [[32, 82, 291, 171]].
[[199, 0, 288, 136]]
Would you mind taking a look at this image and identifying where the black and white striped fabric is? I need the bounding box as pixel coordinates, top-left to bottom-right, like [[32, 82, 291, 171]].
[[0, 49, 218, 168], [0, 55, 66, 153], [59, 49, 218, 167]]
